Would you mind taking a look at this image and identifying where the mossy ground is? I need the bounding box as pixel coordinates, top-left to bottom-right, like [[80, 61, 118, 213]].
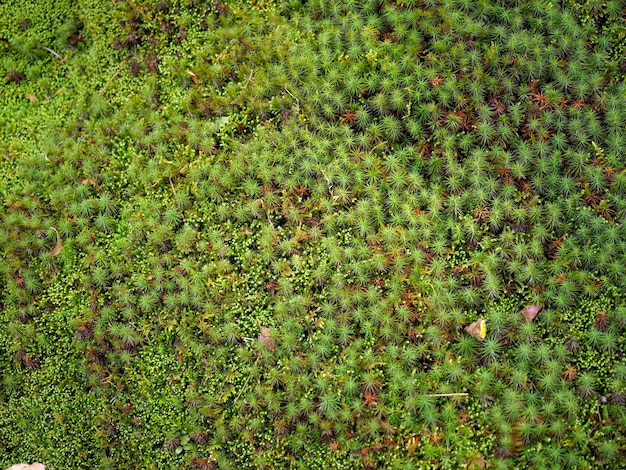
[[1, 0, 626, 468]]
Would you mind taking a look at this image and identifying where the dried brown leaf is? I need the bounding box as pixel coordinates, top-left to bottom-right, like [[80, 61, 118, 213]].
[[521, 304, 543, 321], [48, 227, 62, 257], [6, 464, 46, 470], [257, 325, 274, 351], [465, 318, 486, 341]]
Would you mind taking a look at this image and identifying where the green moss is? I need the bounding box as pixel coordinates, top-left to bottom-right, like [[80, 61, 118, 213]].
[[2, 0, 626, 468]]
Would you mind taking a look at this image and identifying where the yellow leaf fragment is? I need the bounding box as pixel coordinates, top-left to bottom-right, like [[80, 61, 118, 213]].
[[465, 318, 486, 341]]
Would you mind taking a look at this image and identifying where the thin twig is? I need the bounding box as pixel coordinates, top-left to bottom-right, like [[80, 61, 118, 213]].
[[257, 199, 274, 229], [53, 55, 69, 72], [283, 85, 299, 106], [234, 356, 260, 403], [99, 58, 128, 95], [371, 140, 388, 151], [169, 177, 177, 199], [241, 69, 254, 89], [319, 169, 332, 191], [52, 87, 66, 97], [41, 46, 63, 60]]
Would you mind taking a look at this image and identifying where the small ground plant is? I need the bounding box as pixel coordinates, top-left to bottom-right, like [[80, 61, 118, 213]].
[[1, 0, 626, 468]]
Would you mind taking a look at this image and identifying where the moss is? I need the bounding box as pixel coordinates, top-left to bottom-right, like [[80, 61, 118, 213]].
[[2, 0, 626, 468]]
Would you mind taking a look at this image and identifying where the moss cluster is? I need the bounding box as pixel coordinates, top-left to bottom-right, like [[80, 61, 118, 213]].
[[1, 0, 626, 468]]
